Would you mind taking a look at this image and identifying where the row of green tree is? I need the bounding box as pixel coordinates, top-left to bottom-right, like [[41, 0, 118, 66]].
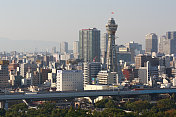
[[0, 102, 134, 117], [1, 96, 176, 117], [94, 96, 176, 117]]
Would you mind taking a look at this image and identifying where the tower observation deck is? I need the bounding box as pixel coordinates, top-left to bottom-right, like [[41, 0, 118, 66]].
[[106, 18, 118, 72]]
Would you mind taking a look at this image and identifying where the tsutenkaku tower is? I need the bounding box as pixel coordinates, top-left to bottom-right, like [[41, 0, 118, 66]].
[[106, 18, 118, 72]]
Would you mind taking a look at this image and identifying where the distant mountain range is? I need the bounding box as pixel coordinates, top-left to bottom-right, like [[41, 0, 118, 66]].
[[0, 38, 59, 52]]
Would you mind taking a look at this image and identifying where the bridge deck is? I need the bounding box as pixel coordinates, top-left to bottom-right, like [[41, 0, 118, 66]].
[[0, 89, 176, 101]]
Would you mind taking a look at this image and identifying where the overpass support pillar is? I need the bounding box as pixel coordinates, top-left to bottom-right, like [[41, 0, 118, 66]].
[[0, 101, 8, 110], [0, 101, 4, 108], [4, 101, 8, 110], [90, 97, 97, 106], [22, 99, 30, 106]]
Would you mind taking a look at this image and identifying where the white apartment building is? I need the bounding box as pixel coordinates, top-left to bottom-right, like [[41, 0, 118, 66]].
[[56, 70, 83, 91], [97, 70, 117, 85], [48, 69, 57, 88]]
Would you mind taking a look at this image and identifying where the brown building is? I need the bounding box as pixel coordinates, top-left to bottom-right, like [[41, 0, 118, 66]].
[[40, 69, 51, 84], [8, 61, 19, 73], [32, 71, 40, 86], [0, 60, 9, 88]]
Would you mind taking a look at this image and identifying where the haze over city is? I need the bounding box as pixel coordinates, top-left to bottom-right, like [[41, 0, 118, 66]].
[[1, 0, 176, 116], [0, 0, 176, 51]]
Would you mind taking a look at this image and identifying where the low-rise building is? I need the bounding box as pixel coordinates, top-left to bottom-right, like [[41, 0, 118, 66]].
[[56, 70, 83, 91]]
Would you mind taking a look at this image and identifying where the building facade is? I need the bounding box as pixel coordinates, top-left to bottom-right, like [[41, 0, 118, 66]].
[[56, 70, 83, 91], [79, 28, 100, 62], [101, 33, 108, 57], [159, 31, 176, 55], [0, 60, 9, 88], [60, 42, 68, 54], [145, 33, 158, 54], [83, 62, 101, 86], [73, 41, 79, 59], [97, 70, 117, 85]]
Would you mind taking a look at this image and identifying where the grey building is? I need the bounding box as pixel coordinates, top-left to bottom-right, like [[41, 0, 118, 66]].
[[0, 61, 9, 88], [117, 52, 131, 63], [97, 70, 117, 85], [158, 31, 176, 55], [145, 33, 158, 54], [73, 41, 79, 59], [138, 61, 158, 85], [60, 42, 68, 54], [83, 62, 101, 86], [166, 31, 176, 40], [79, 28, 100, 62], [101, 33, 108, 57], [117, 45, 131, 63], [158, 35, 167, 53], [125, 41, 143, 62]]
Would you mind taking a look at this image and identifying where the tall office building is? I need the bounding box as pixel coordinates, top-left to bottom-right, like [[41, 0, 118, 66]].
[[101, 33, 108, 57], [166, 31, 176, 40], [158, 35, 167, 53], [52, 47, 57, 54], [145, 33, 158, 54], [60, 42, 68, 54], [0, 60, 9, 88], [106, 18, 118, 72], [158, 31, 176, 55], [79, 28, 100, 62], [73, 41, 79, 59]]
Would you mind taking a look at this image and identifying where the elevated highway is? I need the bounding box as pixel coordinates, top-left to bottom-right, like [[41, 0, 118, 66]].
[[0, 88, 176, 101]]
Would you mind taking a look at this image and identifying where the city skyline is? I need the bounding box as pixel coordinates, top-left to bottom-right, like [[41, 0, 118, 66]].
[[0, 0, 176, 51]]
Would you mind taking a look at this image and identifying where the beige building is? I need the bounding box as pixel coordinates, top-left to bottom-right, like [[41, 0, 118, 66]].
[[97, 70, 117, 85]]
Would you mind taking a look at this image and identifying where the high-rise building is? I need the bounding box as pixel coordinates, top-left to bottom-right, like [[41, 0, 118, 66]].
[[158, 35, 167, 53], [106, 18, 118, 72], [60, 42, 68, 54], [166, 31, 176, 40], [145, 33, 158, 54], [73, 41, 79, 59], [100, 33, 108, 64], [159, 31, 176, 55], [79, 28, 100, 62], [0, 60, 9, 88], [83, 62, 101, 86], [52, 46, 57, 54], [101, 33, 108, 57]]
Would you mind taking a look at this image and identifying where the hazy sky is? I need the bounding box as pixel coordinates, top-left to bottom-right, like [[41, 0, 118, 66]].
[[0, 0, 176, 49]]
